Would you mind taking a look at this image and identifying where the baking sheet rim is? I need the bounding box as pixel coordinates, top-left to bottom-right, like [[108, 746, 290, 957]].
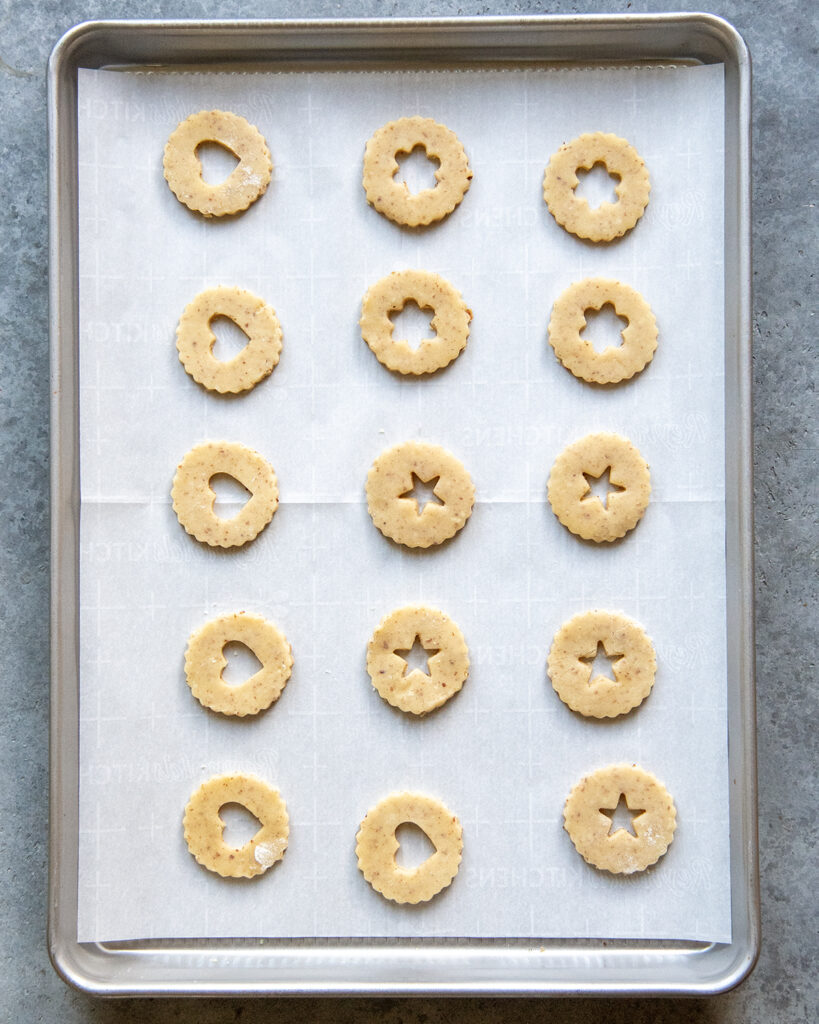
[[48, 13, 757, 997]]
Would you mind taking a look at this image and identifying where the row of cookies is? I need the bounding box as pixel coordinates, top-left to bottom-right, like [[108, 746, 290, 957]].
[[175, 272, 657, 392], [170, 431, 650, 550], [164, 109, 649, 240], [182, 606, 654, 721], [184, 766, 676, 899]]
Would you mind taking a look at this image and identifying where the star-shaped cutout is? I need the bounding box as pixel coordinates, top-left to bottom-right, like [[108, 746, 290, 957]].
[[399, 473, 444, 516], [579, 641, 625, 685], [581, 466, 626, 510], [600, 794, 646, 837], [394, 636, 440, 678]]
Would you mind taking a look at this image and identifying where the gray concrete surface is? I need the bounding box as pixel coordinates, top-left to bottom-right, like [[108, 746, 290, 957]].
[[0, 0, 815, 1020]]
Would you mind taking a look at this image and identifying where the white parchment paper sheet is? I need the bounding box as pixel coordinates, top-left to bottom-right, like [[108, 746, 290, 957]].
[[77, 63, 729, 943]]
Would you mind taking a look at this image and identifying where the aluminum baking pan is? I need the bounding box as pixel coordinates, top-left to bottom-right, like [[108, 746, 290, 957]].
[[49, 14, 755, 996]]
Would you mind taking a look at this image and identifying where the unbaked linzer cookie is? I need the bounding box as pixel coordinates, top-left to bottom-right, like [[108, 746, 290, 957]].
[[366, 440, 475, 548], [543, 132, 650, 241], [163, 109, 272, 217], [547, 432, 650, 543], [366, 605, 469, 715], [563, 764, 676, 874], [355, 792, 463, 903], [363, 116, 472, 227]]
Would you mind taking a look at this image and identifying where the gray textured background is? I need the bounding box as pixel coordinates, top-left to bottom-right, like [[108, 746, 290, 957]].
[[0, 0, 815, 1021]]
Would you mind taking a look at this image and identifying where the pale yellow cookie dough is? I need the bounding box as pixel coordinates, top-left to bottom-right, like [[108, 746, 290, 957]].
[[547, 433, 651, 543], [543, 132, 650, 241], [548, 278, 658, 384], [171, 441, 278, 548], [184, 612, 293, 717], [563, 764, 677, 874], [360, 270, 471, 375], [547, 610, 656, 718], [362, 116, 472, 227], [176, 286, 283, 394], [355, 792, 463, 903], [183, 773, 289, 879], [366, 441, 475, 548], [163, 109, 272, 217], [367, 605, 469, 715]]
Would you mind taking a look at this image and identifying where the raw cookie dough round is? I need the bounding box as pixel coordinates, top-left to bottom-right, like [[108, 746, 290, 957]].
[[176, 286, 283, 394], [185, 612, 293, 716], [355, 792, 463, 903], [543, 132, 650, 241], [171, 441, 278, 548], [362, 116, 472, 227], [183, 773, 289, 879], [547, 610, 656, 718], [547, 432, 650, 543], [548, 278, 658, 384], [563, 764, 677, 874], [360, 270, 471, 375], [366, 441, 475, 548], [163, 109, 272, 217], [367, 605, 469, 715]]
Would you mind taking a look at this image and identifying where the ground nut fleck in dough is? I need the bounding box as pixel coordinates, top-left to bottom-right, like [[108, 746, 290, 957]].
[[367, 605, 469, 715], [171, 441, 278, 548], [547, 610, 656, 718], [183, 774, 289, 879], [365, 441, 475, 548], [355, 792, 463, 904], [184, 612, 293, 717], [543, 132, 650, 241], [563, 764, 677, 874], [176, 286, 283, 394], [362, 116, 472, 227], [360, 270, 472, 375], [163, 109, 272, 217], [547, 432, 651, 543], [549, 278, 658, 384]]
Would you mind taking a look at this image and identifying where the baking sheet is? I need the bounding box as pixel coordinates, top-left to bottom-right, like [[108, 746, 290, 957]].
[[76, 62, 730, 943]]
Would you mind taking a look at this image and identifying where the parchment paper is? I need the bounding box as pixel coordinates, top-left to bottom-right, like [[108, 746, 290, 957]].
[[77, 62, 730, 943]]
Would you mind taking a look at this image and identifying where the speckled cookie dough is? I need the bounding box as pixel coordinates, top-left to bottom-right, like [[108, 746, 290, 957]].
[[176, 286, 283, 394], [563, 764, 677, 874], [543, 132, 650, 241], [362, 116, 472, 227], [163, 109, 272, 217], [366, 605, 469, 715], [355, 792, 463, 904], [365, 440, 475, 548], [184, 612, 293, 717], [547, 610, 656, 718], [547, 432, 651, 543], [171, 441, 278, 548], [360, 270, 471, 375], [548, 278, 658, 384], [183, 774, 289, 879]]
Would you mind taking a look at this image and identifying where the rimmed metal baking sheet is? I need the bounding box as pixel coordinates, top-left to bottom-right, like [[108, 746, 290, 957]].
[[49, 14, 756, 996]]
